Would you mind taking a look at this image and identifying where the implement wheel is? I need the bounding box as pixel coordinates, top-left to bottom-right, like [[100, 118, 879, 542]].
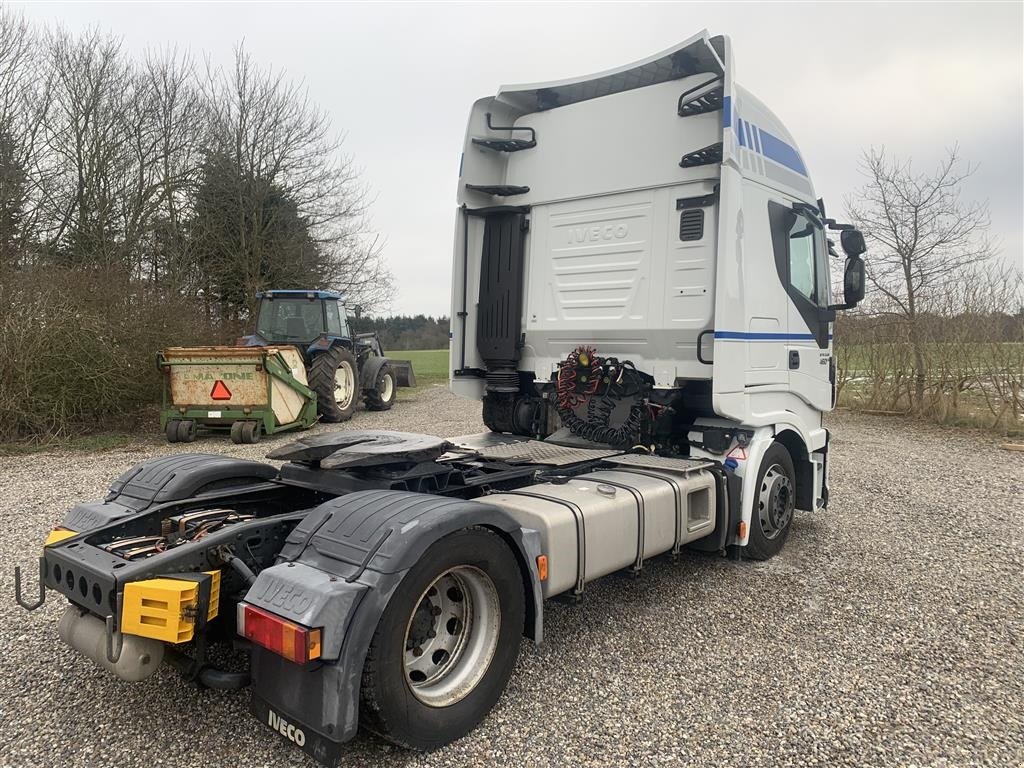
[[308, 347, 358, 423], [364, 363, 397, 411], [165, 420, 182, 443], [177, 420, 197, 443], [240, 421, 262, 444], [360, 528, 524, 749]]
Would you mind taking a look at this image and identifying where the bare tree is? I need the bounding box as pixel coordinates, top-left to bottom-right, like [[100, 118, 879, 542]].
[[194, 46, 392, 317], [847, 147, 995, 409], [0, 6, 44, 268], [119, 47, 204, 287], [39, 26, 131, 266]]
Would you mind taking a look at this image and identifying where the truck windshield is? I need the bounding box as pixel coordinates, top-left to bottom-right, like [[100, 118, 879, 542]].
[[255, 299, 324, 342]]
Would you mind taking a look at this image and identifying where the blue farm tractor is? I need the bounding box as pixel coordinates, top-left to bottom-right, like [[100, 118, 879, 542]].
[[242, 290, 415, 423]]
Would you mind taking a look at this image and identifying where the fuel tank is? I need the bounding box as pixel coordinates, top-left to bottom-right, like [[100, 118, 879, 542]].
[[479, 463, 716, 598]]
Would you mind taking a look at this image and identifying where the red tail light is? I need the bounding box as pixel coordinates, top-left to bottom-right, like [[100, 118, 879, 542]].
[[237, 603, 322, 664]]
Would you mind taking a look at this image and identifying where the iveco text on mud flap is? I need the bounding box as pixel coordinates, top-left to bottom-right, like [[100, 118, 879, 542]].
[[15, 30, 865, 766]]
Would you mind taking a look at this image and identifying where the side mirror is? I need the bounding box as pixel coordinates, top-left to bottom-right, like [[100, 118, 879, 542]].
[[843, 257, 866, 307], [829, 256, 866, 312], [841, 228, 866, 257]]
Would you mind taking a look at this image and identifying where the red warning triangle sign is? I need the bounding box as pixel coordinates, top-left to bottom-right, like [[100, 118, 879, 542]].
[[210, 380, 232, 400]]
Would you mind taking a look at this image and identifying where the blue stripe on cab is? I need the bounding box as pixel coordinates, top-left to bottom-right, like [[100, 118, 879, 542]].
[[757, 130, 807, 176], [719, 98, 808, 179], [714, 331, 833, 341]]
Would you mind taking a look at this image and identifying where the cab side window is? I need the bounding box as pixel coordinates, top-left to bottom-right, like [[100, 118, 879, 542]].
[[788, 213, 819, 304], [325, 301, 349, 338], [768, 200, 831, 348]]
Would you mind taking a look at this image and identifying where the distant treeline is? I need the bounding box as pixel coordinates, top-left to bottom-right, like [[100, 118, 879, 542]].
[[352, 315, 450, 351]]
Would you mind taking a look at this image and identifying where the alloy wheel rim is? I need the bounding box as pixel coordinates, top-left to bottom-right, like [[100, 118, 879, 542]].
[[402, 566, 501, 707], [758, 463, 794, 539]]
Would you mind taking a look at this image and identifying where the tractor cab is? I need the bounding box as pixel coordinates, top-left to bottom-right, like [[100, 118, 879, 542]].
[[251, 290, 350, 349]]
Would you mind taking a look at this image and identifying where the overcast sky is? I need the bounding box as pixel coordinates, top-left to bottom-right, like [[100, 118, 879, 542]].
[[18, 1, 1023, 317]]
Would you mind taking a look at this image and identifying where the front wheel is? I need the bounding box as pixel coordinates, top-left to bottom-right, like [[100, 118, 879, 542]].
[[364, 364, 397, 411], [744, 442, 796, 560], [359, 528, 524, 749], [308, 347, 359, 423]]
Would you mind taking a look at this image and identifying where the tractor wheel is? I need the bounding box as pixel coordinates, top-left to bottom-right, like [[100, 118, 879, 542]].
[[364, 364, 397, 411], [308, 347, 359, 423], [165, 420, 182, 443], [177, 420, 197, 443], [359, 527, 524, 749]]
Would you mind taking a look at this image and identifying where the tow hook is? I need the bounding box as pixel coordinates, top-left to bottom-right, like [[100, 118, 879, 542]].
[[105, 593, 125, 663], [14, 557, 46, 611]]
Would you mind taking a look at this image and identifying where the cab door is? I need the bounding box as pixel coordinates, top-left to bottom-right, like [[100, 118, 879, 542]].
[[767, 201, 833, 411]]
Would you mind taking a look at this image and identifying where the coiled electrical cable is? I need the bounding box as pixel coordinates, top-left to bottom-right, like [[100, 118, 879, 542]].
[[555, 345, 648, 448]]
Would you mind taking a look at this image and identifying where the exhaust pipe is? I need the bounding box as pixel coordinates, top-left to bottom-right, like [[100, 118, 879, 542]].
[[58, 606, 164, 682]]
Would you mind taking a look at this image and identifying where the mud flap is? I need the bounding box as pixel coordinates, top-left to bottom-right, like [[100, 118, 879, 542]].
[[251, 689, 344, 766]]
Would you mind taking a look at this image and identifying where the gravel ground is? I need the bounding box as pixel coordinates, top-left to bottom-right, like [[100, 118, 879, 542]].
[[1, 385, 1021, 767]]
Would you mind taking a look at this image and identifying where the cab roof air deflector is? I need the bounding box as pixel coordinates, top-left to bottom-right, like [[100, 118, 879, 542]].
[[494, 31, 725, 113]]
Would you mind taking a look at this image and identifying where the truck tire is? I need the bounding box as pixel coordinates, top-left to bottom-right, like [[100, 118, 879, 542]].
[[364, 364, 397, 411], [359, 527, 524, 749], [744, 442, 796, 560], [308, 347, 358, 423]]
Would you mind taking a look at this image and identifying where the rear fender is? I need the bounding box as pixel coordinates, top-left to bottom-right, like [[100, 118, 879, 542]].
[[61, 454, 279, 533], [246, 490, 544, 747], [305, 336, 353, 361], [357, 355, 388, 391]]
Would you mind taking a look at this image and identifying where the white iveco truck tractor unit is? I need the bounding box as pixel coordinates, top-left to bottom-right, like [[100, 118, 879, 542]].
[[450, 29, 867, 559], [18, 32, 866, 765]]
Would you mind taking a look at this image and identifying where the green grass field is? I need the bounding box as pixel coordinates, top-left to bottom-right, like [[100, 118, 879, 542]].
[[836, 342, 1024, 373], [395, 348, 450, 390]]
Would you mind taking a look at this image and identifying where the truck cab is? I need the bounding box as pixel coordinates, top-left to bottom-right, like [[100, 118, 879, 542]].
[[449, 30, 865, 550]]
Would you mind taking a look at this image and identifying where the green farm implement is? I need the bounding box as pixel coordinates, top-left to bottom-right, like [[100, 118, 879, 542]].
[[158, 346, 317, 444]]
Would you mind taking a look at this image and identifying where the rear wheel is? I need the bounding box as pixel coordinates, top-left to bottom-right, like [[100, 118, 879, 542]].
[[364, 364, 397, 411], [744, 442, 796, 560], [360, 528, 524, 749], [165, 420, 181, 443], [230, 421, 244, 444], [308, 347, 358, 423]]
